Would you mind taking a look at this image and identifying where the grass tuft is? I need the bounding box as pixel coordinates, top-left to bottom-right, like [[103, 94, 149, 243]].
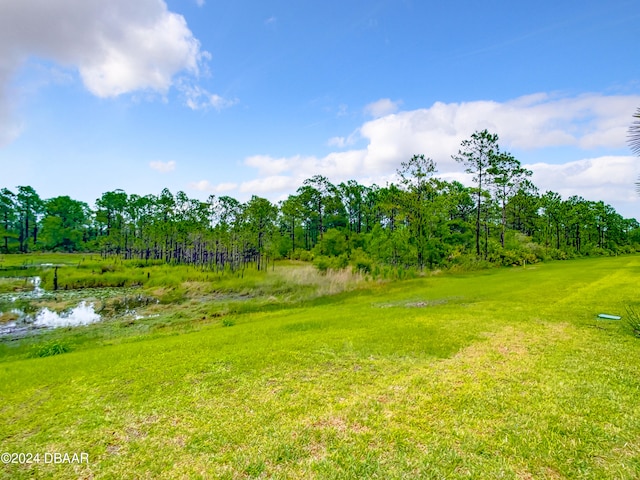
[[221, 318, 235, 327], [28, 340, 71, 358], [625, 305, 640, 337]]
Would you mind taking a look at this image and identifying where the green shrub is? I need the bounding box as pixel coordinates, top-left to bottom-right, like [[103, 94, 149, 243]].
[[314, 256, 331, 274], [448, 254, 494, 272], [314, 254, 349, 273], [296, 250, 313, 262], [351, 249, 372, 274], [547, 248, 569, 260], [583, 246, 613, 257], [371, 264, 381, 279], [29, 341, 71, 358], [614, 245, 634, 255], [333, 254, 349, 270]]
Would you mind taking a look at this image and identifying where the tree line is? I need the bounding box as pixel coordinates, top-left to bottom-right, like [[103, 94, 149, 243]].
[[1, 130, 639, 272]]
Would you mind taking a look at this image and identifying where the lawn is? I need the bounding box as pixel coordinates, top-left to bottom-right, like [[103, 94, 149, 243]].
[[1, 256, 639, 479]]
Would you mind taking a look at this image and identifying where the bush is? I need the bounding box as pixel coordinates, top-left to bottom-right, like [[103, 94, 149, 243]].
[[296, 250, 314, 262], [314, 256, 331, 274], [551, 248, 570, 260], [30, 341, 71, 358], [313, 254, 349, 274], [613, 245, 634, 255], [583, 246, 613, 257], [333, 254, 349, 270], [447, 254, 494, 272], [350, 248, 372, 274]]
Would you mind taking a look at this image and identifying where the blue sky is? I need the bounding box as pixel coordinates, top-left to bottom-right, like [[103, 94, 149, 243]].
[[1, 0, 639, 219]]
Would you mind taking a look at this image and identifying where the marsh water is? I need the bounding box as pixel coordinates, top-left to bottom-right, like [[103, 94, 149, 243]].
[[0, 276, 148, 337]]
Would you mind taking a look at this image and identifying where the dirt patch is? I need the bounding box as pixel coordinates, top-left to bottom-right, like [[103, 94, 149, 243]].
[[405, 299, 449, 308], [374, 297, 459, 309], [311, 416, 370, 435]]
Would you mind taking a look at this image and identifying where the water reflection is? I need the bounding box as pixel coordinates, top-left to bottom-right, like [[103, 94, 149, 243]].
[[33, 301, 101, 328], [0, 276, 103, 336]]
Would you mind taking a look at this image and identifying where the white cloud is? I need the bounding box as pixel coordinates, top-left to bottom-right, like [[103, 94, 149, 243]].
[[528, 156, 638, 203], [215, 182, 239, 193], [0, 0, 207, 145], [242, 150, 367, 189], [236, 93, 640, 216], [364, 98, 402, 118], [189, 180, 214, 191], [327, 137, 348, 148], [189, 180, 238, 193], [327, 130, 360, 148], [353, 92, 640, 174], [245, 155, 296, 176], [209, 94, 237, 110], [239, 176, 297, 194], [195, 0, 205, 6], [149, 160, 176, 173], [180, 83, 238, 111], [0, 109, 23, 146]]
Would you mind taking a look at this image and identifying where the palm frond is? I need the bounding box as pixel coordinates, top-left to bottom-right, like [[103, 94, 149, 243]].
[[628, 108, 640, 195], [629, 108, 640, 156]]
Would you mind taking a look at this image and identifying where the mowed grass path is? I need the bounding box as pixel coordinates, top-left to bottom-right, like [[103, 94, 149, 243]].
[[1, 257, 639, 479]]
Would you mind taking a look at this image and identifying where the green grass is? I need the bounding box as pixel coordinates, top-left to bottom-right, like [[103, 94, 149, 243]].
[[1, 256, 639, 478]]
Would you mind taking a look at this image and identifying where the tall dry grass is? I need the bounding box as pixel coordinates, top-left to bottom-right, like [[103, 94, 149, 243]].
[[274, 265, 367, 297]]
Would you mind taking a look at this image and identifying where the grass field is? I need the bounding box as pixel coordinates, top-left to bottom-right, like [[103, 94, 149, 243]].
[[1, 255, 639, 479]]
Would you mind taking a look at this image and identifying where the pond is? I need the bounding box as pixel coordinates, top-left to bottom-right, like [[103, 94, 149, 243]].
[[0, 277, 152, 338]]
